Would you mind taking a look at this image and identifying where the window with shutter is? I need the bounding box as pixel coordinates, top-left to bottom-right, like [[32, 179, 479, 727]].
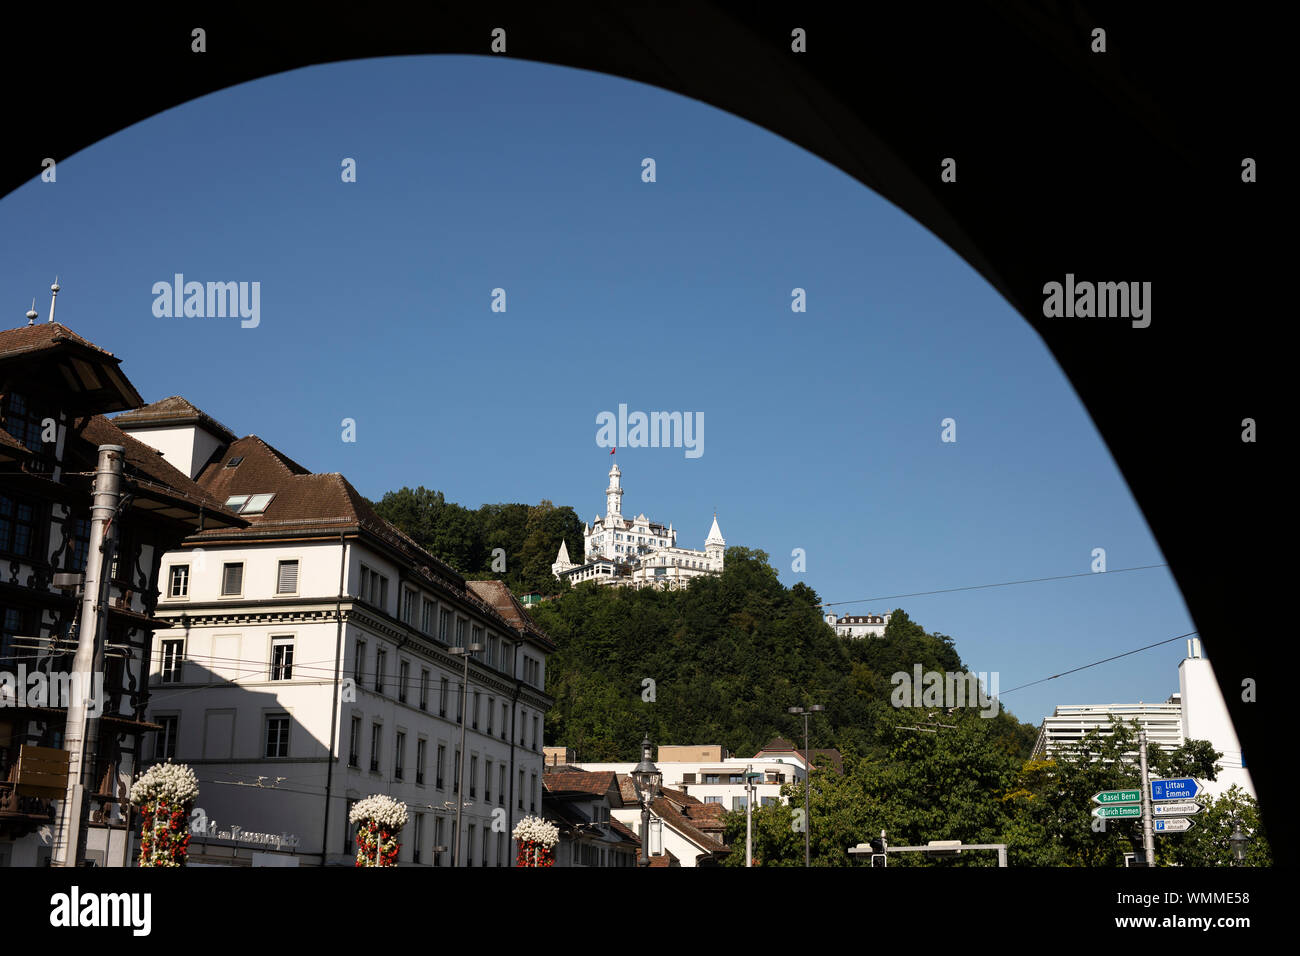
[[277, 559, 299, 594], [221, 562, 243, 596]]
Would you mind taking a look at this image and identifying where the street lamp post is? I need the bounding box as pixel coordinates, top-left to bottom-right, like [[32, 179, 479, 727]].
[[630, 735, 662, 867], [1229, 819, 1249, 866], [449, 641, 484, 866], [788, 704, 824, 867]]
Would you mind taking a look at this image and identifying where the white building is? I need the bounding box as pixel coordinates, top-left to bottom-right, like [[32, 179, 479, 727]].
[[825, 612, 892, 638], [1032, 639, 1255, 801], [572, 742, 822, 814], [551, 461, 724, 590], [113, 397, 555, 866]]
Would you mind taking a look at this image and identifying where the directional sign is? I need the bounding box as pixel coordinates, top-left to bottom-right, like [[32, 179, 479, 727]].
[[1151, 778, 1202, 801], [1152, 802, 1201, 817], [1154, 818, 1194, 833], [1092, 805, 1142, 819], [1092, 789, 1141, 805]]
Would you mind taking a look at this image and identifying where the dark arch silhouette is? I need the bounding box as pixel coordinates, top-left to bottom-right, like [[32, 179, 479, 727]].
[[1, 5, 1278, 861]]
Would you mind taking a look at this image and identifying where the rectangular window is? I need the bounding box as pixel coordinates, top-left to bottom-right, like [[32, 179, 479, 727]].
[[472, 691, 480, 730], [501, 703, 508, 740], [394, 732, 405, 780], [499, 833, 506, 867], [729, 774, 743, 784], [221, 562, 243, 596], [469, 755, 477, 798], [472, 625, 484, 654], [276, 559, 299, 594], [439, 677, 448, 717], [265, 715, 290, 758], [370, 723, 382, 772], [454, 749, 460, 794], [487, 698, 494, 735], [270, 636, 294, 680], [439, 609, 451, 643], [345, 799, 358, 854], [703, 774, 720, 784], [703, 795, 723, 805], [484, 760, 492, 803], [732, 796, 748, 811], [416, 738, 426, 785], [762, 796, 778, 807], [499, 766, 506, 807], [160, 638, 184, 684], [518, 770, 525, 809], [456, 682, 463, 723], [156, 715, 178, 760], [398, 660, 409, 703], [354, 640, 365, 684], [413, 813, 424, 865], [0, 493, 39, 558], [436, 745, 446, 790], [434, 817, 444, 867], [168, 565, 189, 598], [532, 715, 539, 750], [530, 772, 537, 812], [487, 634, 497, 668], [422, 598, 435, 634], [349, 717, 361, 768], [482, 829, 489, 867], [467, 825, 476, 868], [403, 588, 416, 625], [374, 648, 386, 693], [419, 669, 429, 711], [456, 619, 466, 648]]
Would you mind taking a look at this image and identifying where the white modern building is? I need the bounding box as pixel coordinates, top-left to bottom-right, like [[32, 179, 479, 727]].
[[570, 741, 822, 813], [1032, 639, 1255, 801], [825, 612, 892, 638], [552, 461, 724, 590], [113, 397, 556, 867]]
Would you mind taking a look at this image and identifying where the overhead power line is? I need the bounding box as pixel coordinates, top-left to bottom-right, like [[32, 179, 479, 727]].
[[817, 563, 1169, 610], [997, 630, 1197, 697]]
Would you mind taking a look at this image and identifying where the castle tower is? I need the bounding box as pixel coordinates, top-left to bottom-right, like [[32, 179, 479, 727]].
[[705, 513, 725, 569], [606, 462, 624, 524], [552, 539, 576, 578]]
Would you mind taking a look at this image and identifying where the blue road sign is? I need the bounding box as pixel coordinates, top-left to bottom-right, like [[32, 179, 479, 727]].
[[1150, 778, 1201, 801]]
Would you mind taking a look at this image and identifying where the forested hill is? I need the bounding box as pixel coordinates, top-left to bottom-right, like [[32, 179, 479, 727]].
[[370, 486, 584, 597], [370, 487, 1038, 763], [528, 546, 1039, 762]]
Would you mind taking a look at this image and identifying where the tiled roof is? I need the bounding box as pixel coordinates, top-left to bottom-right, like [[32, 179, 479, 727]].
[[543, 770, 618, 797], [466, 580, 557, 651], [759, 737, 797, 753], [0, 322, 116, 358], [617, 776, 729, 857], [113, 395, 239, 444], [71, 415, 240, 517]]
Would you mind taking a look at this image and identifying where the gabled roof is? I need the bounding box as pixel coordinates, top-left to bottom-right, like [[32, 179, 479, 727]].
[[616, 775, 729, 858], [543, 770, 619, 798], [466, 580, 557, 651], [113, 395, 238, 444], [0, 322, 142, 412]]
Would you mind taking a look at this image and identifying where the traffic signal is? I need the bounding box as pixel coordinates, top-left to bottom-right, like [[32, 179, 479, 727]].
[[870, 837, 887, 867]]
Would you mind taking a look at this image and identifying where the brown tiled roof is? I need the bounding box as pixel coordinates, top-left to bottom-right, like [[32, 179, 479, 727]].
[[753, 738, 843, 773], [617, 776, 729, 857], [0, 425, 31, 458], [113, 396, 238, 444], [759, 737, 798, 753], [636, 848, 678, 867], [0, 322, 116, 359], [543, 770, 618, 797], [608, 818, 640, 845], [70, 415, 241, 518], [466, 580, 557, 651]]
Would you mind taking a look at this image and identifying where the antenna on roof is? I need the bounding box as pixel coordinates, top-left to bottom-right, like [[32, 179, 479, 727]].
[[26, 299, 38, 326], [48, 277, 60, 323]]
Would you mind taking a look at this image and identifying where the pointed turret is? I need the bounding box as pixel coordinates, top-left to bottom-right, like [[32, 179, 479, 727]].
[[705, 513, 725, 571], [552, 539, 576, 579], [706, 514, 725, 546]]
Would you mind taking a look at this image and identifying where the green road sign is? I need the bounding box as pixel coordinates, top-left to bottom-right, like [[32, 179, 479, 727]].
[[1092, 805, 1143, 819], [1092, 789, 1142, 805]]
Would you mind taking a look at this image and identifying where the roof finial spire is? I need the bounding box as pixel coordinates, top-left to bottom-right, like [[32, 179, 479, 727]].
[[48, 276, 60, 324], [26, 298, 38, 326]]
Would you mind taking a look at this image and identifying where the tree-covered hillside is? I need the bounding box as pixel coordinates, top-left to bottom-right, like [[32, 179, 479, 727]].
[[528, 546, 1039, 762]]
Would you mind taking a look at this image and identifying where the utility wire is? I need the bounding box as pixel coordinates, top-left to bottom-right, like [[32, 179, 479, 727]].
[[817, 563, 1169, 610], [997, 631, 1197, 697]]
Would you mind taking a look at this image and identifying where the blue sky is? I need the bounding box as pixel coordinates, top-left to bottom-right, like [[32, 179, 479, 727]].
[[0, 55, 1198, 729]]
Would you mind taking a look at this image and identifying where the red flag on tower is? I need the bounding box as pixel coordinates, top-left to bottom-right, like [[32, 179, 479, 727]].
[[610, 447, 616, 455]]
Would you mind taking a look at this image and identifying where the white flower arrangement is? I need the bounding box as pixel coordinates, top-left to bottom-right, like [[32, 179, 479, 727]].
[[130, 761, 200, 807], [349, 794, 409, 832], [512, 815, 559, 848]]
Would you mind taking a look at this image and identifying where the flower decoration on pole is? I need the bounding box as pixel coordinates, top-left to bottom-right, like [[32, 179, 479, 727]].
[[349, 794, 408, 867], [512, 814, 559, 868], [129, 761, 200, 867]]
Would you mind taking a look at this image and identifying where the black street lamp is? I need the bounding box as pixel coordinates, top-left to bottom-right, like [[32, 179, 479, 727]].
[[630, 735, 662, 866], [788, 704, 824, 867], [1229, 820, 1249, 865]]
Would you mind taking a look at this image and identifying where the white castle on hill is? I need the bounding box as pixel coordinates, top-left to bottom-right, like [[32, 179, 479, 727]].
[[552, 460, 724, 590]]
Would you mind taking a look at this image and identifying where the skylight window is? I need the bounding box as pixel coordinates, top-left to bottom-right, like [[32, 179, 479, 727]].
[[223, 493, 275, 515], [242, 493, 275, 515], [225, 456, 244, 468]]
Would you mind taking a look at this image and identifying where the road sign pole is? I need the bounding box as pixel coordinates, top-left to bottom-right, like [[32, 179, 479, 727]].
[[1138, 730, 1155, 866]]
